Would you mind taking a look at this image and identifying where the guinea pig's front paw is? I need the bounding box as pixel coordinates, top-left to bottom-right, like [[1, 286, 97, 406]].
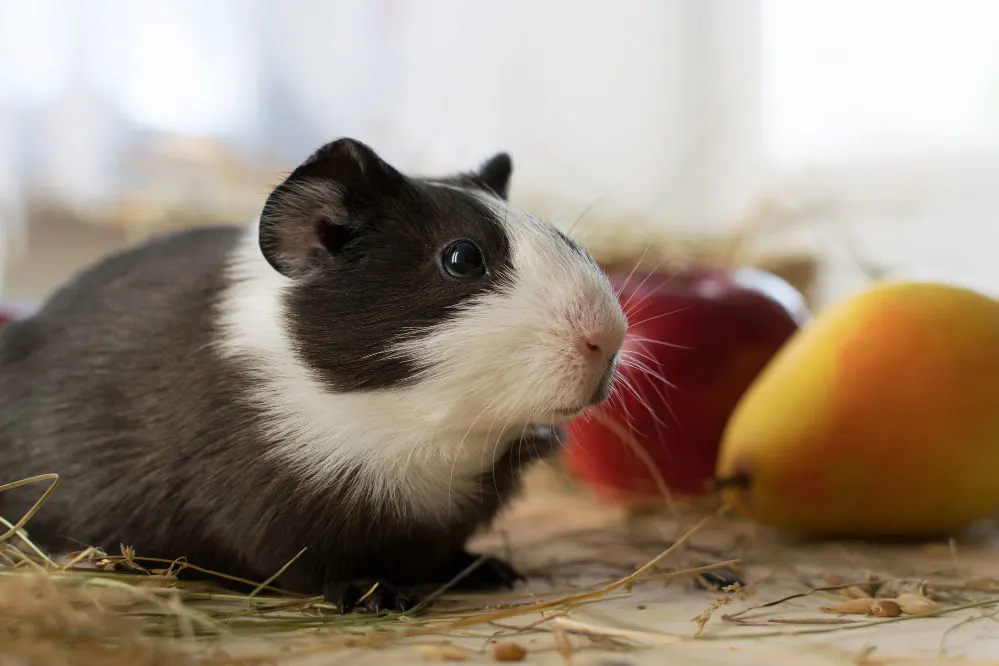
[[323, 578, 421, 614], [448, 552, 525, 591]]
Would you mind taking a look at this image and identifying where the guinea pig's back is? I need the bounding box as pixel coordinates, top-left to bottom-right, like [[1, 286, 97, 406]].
[[0, 225, 255, 549]]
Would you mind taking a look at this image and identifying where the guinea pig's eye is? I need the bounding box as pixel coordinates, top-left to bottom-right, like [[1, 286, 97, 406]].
[[441, 240, 486, 279]]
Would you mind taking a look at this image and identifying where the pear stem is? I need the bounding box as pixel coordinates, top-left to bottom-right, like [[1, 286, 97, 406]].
[[711, 472, 752, 491]]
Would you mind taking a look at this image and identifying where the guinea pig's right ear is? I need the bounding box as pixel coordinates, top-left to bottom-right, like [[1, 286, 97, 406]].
[[257, 138, 409, 277]]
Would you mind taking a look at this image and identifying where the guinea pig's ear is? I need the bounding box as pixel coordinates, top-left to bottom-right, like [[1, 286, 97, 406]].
[[467, 152, 513, 200], [257, 138, 409, 277]]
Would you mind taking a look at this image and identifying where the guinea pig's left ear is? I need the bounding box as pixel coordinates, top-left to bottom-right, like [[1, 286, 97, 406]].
[[257, 138, 410, 277]]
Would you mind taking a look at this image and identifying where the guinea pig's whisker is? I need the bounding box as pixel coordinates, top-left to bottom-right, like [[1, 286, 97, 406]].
[[626, 359, 677, 443], [488, 406, 522, 497], [633, 389, 669, 432], [620, 282, 649, 316], [635, 261, 685, 299], [630, 360, 679, 430], [619, 340, 681, 427], [615, 243, 653, 299], [608, 375, 638, 425], [564, 197, 604, 239], [450, 397, 500, 520], [622, 343, 672, 377], [620, 352, 674, 388], [607, 381, 626, 408], [621, 285, 671, 323], [627, 306, 691, 329], [619, 343, 682, 428], [620, 348, 663, 373], [515, 419, 533, 480], [621, 264, 693, 328], [619, 254, 670, 309], [626, 335, 693, 351], [623, 299, 652, 324], [619, 357, 674, 414], [622, 301, 666, 326], [614, 368, 668, 430], [477, 397, 512, 499]]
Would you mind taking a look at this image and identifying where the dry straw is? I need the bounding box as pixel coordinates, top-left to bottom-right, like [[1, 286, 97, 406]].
[[5, 471, 998, 666], [0, 470, 739, 665]]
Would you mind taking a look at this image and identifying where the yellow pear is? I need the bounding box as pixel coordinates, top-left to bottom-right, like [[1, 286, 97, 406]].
[[715, 280, 999, 535]]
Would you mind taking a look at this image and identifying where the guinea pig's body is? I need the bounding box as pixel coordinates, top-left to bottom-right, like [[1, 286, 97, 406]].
[[0, 139, 627, 611]]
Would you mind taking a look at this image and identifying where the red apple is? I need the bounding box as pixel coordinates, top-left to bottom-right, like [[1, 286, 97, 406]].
[[563, 266, 809, 506]]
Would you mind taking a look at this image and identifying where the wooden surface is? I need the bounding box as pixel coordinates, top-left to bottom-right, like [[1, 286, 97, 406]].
[[182, 466, 999, 665]]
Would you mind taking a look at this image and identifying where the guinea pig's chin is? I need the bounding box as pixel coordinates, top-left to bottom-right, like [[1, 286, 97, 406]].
[[534, 407, 585, 426]]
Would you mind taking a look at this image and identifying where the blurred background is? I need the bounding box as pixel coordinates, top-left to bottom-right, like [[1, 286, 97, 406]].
[[2, 0, 999, 306]]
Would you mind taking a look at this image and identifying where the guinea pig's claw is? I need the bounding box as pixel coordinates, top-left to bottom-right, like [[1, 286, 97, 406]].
[[323, 579, 418, 614]]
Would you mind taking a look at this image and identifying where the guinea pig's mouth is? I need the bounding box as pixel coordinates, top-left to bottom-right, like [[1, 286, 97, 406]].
[[552, 405, 584, 417]]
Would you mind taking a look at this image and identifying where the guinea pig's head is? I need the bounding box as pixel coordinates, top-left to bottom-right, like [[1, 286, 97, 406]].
[[258, 138, 628, 434]]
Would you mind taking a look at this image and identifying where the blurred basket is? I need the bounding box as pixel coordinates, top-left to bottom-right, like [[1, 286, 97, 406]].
[[582, 227, 820, 311]]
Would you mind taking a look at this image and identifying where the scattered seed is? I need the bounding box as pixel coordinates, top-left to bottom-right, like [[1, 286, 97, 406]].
[[870, 600, 902, 617], [493, 641, 528, 662]]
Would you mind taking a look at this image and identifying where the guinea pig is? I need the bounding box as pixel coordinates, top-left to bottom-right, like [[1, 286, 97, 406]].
[[0, 138, 628, 612]]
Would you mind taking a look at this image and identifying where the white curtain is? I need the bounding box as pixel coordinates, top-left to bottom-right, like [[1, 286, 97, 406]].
[[0, 0, 765, 249], [765, 0, 999, 168], [3, 0, 999, 301], [761, 0, 999, 301]]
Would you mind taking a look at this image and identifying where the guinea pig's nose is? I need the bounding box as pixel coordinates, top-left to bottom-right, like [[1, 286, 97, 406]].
[[578, 328, 624, 367]]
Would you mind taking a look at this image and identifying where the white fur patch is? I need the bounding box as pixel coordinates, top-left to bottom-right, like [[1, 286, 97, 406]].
[[214, 191, 626, 526], [215, 224, 521, 525], [398, 189, 628, 425]]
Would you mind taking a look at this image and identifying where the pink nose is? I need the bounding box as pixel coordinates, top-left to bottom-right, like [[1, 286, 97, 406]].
[[578, 329, 623, 367]]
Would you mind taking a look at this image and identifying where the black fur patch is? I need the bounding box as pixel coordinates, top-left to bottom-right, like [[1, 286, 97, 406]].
[[282, 181, 514, 391], [260, 139, 515, 391]]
